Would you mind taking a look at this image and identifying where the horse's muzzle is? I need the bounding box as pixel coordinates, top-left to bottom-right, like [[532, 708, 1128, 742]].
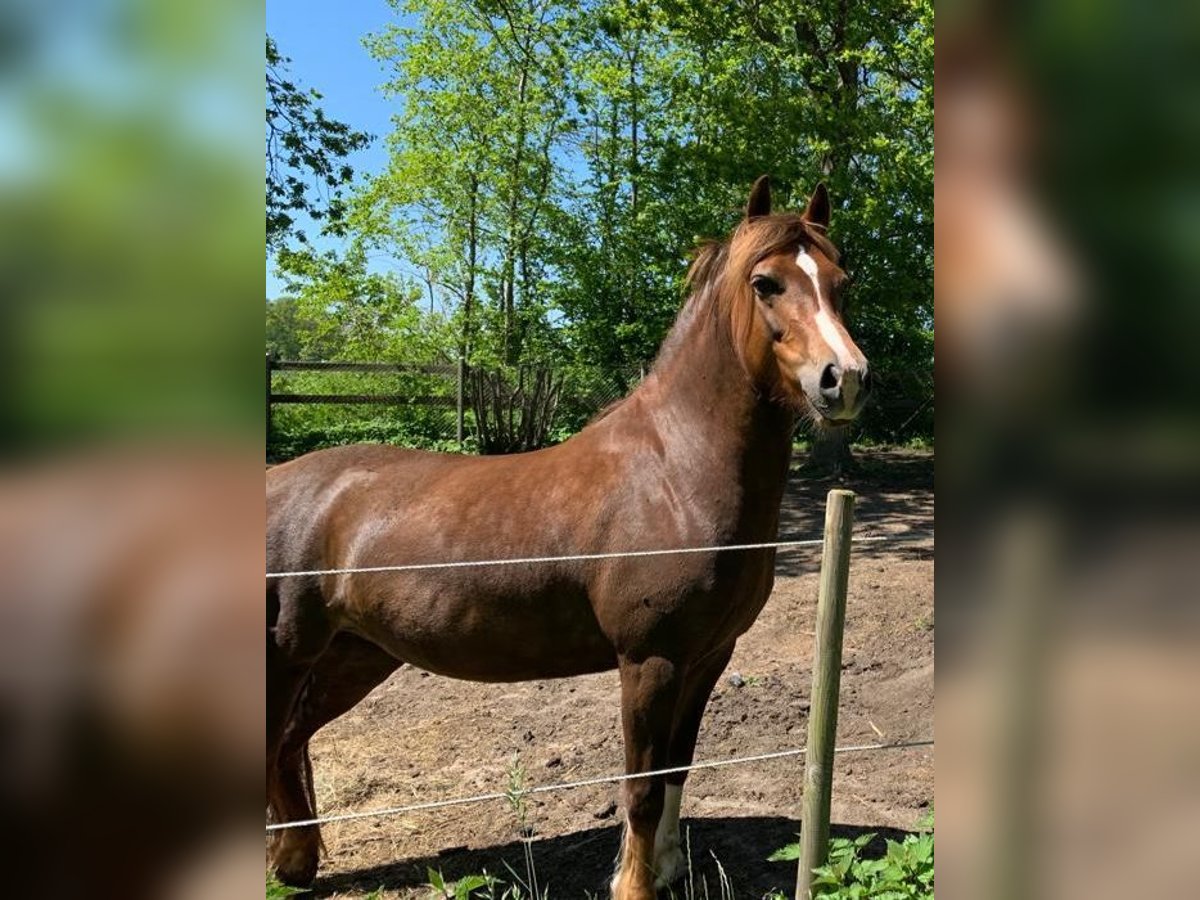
[[814, 361, 871, 421]]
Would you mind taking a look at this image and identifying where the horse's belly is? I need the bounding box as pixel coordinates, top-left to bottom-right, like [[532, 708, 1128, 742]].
[[397, 641, 618, 683], [348, 589, 617, 683]]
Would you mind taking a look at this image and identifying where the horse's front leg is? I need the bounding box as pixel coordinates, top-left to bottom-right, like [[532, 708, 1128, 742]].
[[653, 643, 736, 889], [612, 655, 683, 900]]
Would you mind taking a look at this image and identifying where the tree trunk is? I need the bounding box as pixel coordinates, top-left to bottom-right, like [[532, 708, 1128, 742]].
[[503, 67, 529, 365], [809, 427, 854, 477], [462, 172, 478, 362], [627, 39, 641, 327], [628, 42, 640, 221], [517, 239, 530, 353]]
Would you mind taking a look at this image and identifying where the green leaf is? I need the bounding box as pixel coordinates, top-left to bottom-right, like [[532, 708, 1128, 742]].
[[427, 866, 447, 893], [265, 873, 310, 898], [768, 842, 800, 862], [455, 874, 489, 899]]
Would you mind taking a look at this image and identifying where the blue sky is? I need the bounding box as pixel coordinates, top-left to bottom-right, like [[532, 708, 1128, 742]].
[[267, 1, 403, 298]]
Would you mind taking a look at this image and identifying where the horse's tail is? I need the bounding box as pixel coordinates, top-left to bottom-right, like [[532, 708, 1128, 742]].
[[290, 671, 327, 855], [298, 730, 325, 856]]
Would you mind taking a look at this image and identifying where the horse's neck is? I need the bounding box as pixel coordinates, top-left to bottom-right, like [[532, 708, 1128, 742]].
[[633, 296, 796, 534]]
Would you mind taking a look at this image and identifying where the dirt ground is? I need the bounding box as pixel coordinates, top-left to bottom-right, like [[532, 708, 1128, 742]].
[[299, 449, 934, 899]]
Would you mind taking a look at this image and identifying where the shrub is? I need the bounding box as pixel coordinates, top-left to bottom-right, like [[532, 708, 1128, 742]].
[[269, 412, 475, 461]]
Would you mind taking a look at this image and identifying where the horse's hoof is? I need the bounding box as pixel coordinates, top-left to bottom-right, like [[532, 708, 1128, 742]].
[[274, 865, 317, 889], [272, 849, 318, 888], [653, 840, 687, 889]]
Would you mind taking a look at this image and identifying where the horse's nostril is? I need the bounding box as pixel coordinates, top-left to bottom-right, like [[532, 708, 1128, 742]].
[[819, 363, 841, 392]]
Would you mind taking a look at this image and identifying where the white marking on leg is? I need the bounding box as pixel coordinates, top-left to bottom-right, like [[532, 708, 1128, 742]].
[[653, 784, 686, 888], [654, 784, 682, 855]]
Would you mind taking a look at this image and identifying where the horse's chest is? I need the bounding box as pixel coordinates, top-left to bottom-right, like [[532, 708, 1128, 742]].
[[712, 557, 776, 635], [596, 552, 775, 657]]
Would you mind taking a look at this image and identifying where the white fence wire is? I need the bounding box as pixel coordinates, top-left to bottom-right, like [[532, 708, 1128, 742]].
[[265, 531, 932, 580], [267, 739, 933, 832]]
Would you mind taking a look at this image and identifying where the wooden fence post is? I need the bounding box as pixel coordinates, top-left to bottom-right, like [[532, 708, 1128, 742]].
[[797, 489, 856, 899]]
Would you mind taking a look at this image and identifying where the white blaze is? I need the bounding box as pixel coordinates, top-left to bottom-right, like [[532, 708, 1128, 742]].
[[814, 307, 856, 369], [796, 246, 861, 383], [794, 245, 823, 290]]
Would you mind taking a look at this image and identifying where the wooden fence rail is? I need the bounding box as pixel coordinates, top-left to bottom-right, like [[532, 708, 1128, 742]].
[[270, 394, 457, 407], [266, 353, 466, 443], [272, 360, 458, 375]]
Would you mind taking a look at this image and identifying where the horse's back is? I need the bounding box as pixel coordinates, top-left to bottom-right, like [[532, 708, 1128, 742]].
[[267, 444, 458, 574]]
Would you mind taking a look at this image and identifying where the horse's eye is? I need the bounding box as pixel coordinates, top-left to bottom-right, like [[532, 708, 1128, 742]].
[[751, 275, 781, 297]]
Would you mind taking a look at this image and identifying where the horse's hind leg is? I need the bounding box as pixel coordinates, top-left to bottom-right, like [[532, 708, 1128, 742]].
[[268, 579, 334, 766], [269, 633, 401, 886], [612, 655, 683, 900]]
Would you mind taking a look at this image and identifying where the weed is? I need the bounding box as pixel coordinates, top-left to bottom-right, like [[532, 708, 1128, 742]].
[[768, 819, 934, 899], [426, 866, 501, 899], [504, 755, 542, 898], [425, 865, 553, 900], [266, 873, 309, 898]]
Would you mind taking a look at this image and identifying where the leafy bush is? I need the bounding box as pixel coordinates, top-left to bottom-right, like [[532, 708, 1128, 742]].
[[769, 823, 934, 899], [269, 412, 476, 461]]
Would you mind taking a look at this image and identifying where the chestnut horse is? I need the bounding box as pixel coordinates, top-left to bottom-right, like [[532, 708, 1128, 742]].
[[267, 177, 869, 899]]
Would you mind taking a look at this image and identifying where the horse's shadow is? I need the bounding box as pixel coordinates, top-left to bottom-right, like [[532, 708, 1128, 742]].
[[312, 817, 913, 897]]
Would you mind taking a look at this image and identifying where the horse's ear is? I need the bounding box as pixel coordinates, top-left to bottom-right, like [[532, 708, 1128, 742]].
[[746, 175, 772, 220], [802, 182, 831, 230]]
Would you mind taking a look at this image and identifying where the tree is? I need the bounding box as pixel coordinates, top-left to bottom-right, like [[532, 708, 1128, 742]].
[[286, 0, 933, 452], [546, 0, 686, 372], [265, 296, 310, 359], [360, 0, 576, 367], [650, 0, 933, 470], [266, 36, 372, 251], [551, 0, 933, 457], [274, 243, 447, 361]]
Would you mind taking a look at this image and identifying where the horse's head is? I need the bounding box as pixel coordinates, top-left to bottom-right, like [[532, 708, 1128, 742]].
[[728, 176, 871, 424]]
